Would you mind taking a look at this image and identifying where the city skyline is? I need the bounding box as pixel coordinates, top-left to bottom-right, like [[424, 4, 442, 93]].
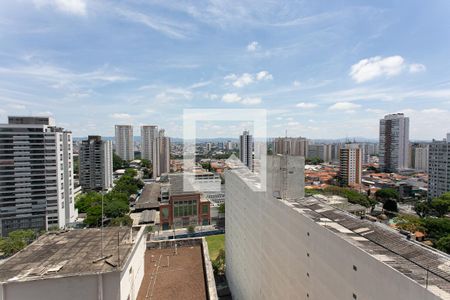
[[0, 1, 449, 139]]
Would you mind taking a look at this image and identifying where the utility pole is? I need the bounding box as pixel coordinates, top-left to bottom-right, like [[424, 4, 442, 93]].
[[101, 191, 104, 257]]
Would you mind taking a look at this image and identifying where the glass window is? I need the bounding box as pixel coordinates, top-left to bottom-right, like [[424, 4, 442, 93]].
[[202, 205, 209, 214], [161, 207, 169, 218]]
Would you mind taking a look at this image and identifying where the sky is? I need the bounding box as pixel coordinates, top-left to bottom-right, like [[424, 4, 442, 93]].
[[0, 0, 450, 139]]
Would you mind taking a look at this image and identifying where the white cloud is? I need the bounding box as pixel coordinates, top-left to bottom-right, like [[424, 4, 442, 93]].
[[409, 63, 426, 73], [296, 102, 317, 109], [222, 93, 242, 103], [350, 55, 405, 83], [241, 97, 262, 105], [110, 113, 131, 119], [421, 108, 447, 114], [115, 8, 192, 39], [231, 73, 254, 87], [365, 108, 385, 114], [349, 56, 426, 83], [329, 102, 361, 112], [33, 0, 87, 16], [247, 41, 260, 52], [221, 93, 262, 105], [224, 70, 273, 87], [256, 70, 273, 81], [293, 80, 301, 87]]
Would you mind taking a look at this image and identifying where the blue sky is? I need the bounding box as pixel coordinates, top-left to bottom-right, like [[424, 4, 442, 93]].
[[0, 0, 449, 139]]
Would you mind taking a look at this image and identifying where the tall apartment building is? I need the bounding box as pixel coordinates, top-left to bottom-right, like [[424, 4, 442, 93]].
[[411, 143, 429, 172], [114, 125, 134, 161], [140, 125, 158, 162], [225, 155, 450, 300], [307, 144, 332, 162], [152, 129, 170, 178], [0, 116, 76, 236], [273, 137, 308, 156], [239, 130, 253, 170], [428, 134, 450, 200], [379, 113, 410, 172], [339, 144, 362, 186], [79, 136, 113, 192]]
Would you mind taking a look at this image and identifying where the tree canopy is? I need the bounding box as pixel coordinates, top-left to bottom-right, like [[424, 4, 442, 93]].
[[375, 188, 399, 202], [0, 229, 36, 256]]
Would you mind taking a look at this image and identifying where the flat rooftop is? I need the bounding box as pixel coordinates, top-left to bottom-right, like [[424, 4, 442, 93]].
[[285, 196, 450, 299], [135, 183, 160, 210], [0, 227, 139, 283], [137, 245, 207, 300]]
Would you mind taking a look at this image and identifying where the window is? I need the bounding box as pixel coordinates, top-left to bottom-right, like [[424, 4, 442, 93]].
[[202, 205, 209, 214], [161, 207, 169, 218]]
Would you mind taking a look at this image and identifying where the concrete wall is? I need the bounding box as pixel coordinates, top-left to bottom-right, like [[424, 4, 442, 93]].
[[0, 228, 146, 300], [119, 227, 146, 300], [225, 166, 442, 300]]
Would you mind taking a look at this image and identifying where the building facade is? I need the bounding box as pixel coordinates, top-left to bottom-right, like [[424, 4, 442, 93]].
[[152, 129, 170, 179], [339, 144, 362, 186], [0, 116, 76, 236], [225, 155, 449, 300], [159, 174, 211, 230], [79, 136, 113, 192], [239, 130, 253, 171], [115, 125, 134, 161], [140, 125, 158, 162], [428, 134, 450, 200], [379, 113, 410, 172], [307, 144, 332, 162], [273, 137, 309, 156], [411, 143, 429, 172]]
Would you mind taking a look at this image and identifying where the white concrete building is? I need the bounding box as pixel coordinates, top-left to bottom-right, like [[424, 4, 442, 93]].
[[140, 125, 158, 162], [339, 144, 362, 186], [115, 125, 134, 161], [79, 136, 113, 191], [411, 143, 429, 172], [0, 116, 76, 236], [379, 113, 410, 172], [239, 130, 253, 171], [225, 155, 450, 300], [428, 134, 450, 200], [0, 227, 146, 300], [152, 129, 170, 178]]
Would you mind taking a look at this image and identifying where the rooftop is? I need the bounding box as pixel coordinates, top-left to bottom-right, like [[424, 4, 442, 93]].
[[284, 197, 450, 298], [135, 183, 160, 211], [137, 244, 208, 300], [0, 227, 140, 283]]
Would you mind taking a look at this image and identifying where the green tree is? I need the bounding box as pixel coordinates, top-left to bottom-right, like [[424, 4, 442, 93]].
[[113, 152, 124, 171], [375, 188, 399, 202], [110, 215, 133, 226], [75, 192, 102, 213], [414, 201, 430, 218], [84, 205, 102, 227], [141, 159, 151, 168], [218, 203, 225, 214], [436, 235, 450, 254], [422, 217, 450, 241], [394, 214, 424, 232], [212, 249, 225, 275], [431, 197, 450, 217], [0, 229, 36, 256], [305, 157, 324, 165], [187, 225, 195, 235], [383, 199, 398, 213], [105, 199, 129, 218]]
